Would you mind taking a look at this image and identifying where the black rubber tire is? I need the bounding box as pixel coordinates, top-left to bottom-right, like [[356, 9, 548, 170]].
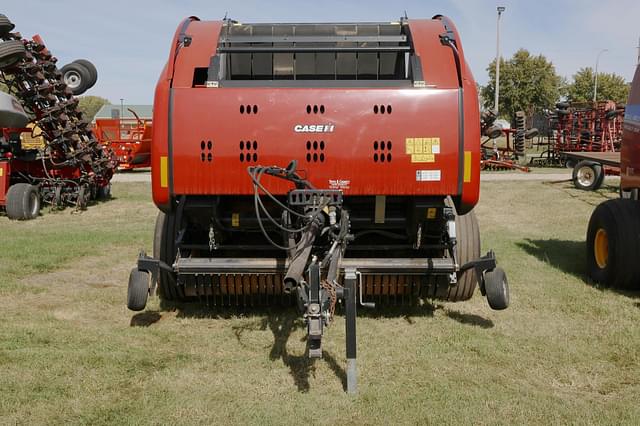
[[0, 39, 26, 69], [60, 62, 91, 95], [484, 267, 509, 310], [573, 161, 604, 191], [586, 199, 640, 289], [73, 59, 98, 89], [0, 14, 15, 37], [6, 183, 40, 220], [447, 209, 481, 302], [96, 183, 111, 199], [127, 268, 149, 311], [153, 211, 184, 301]]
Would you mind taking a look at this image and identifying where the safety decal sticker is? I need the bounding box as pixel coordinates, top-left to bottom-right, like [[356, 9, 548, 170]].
[[416, 170, 441, 182], [406, 137, 440, 163]]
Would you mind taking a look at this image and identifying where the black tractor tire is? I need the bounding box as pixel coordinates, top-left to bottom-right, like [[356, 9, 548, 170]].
[[573, 160, 604, 191], [484, 267, 510, 310], [6, 183, 40, 220], [586, 198, 640, 289], [447, 209, 481, 302], [0, 14, 15, 37], [0, 39, 26, 69], [73, 59, 98, 89], [127, 268, 149, 311], [60, 62, 91, 95], [153, 211, 184, 301]]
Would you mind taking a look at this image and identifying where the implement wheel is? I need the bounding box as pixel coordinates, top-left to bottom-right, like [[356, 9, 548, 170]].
[[0, 39, 26, 69], [0, 14, 15, 37], [586, 199, 640, 289], [446, 209, 480, 301], [6, 183, 40, 220], [60, 62, 91, 95], [573, 160, 604, 191], [484, 267, 509, 310], [153, 211, 185, 301], [73, 59, 98, 89], [127, 268, 149, 311]]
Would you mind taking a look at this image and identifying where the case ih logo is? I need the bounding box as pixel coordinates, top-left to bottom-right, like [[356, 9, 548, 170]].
[[293, 124, 335, 133]]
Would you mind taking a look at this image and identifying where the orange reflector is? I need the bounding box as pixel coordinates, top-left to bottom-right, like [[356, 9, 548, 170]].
[[464, 151, 472, 183], [160, 156, 168, 188]]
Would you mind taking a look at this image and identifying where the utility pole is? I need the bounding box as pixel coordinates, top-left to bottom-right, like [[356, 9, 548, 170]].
[[494, 6, 506, 114], [637, 36, 639, 65], [593, 49, 608, 102]]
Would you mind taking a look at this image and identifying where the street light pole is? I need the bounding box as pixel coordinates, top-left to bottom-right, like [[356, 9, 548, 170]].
[[494, 6, 506, 114], [593, 49, 608, 102]]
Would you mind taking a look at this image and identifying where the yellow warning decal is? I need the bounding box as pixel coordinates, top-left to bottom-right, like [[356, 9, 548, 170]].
[[160, 156, 168, 188], [427, 208, 437, 219], [232, 213, 240, 227], [464, 151, 472, 183], [406, 137, 440, 163], [0, 167, 3, 177]]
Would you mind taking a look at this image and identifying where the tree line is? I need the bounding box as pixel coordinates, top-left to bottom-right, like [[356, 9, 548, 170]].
[[480, 49, 631, 120]]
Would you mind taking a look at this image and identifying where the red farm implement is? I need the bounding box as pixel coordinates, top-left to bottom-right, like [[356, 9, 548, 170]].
[[0, 14, 115, 220], [94, 110, 152, 170], [127, 15, 511, 393]]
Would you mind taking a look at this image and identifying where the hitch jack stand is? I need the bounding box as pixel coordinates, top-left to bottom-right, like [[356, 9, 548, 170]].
[[344, 268, 358, 394]]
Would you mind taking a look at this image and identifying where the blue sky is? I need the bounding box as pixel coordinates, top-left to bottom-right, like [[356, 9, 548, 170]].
[[4, 0, 639, 103]]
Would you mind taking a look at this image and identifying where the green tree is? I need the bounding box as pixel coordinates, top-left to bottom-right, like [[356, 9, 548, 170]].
[[566, 67, 629, 103], [481, 49, 565, 119], [77, 95, 110, 120]]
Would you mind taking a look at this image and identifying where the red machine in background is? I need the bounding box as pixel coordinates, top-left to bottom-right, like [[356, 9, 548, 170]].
[[586, 64, 640, 289], [128, 15, 511, 393], [94, 109, 152, 170]]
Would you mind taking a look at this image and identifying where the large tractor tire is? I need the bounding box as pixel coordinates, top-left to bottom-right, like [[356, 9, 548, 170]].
[[153, 211, 185, 301], [6, 183, 40, 220], [586, 198, 640, 289], [446, 209, 481, 301]]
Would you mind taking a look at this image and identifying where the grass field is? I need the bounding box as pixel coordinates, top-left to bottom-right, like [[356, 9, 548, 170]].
[[1, 179, 639, 425]]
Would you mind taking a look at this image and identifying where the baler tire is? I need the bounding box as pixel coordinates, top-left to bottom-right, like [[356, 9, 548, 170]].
[[60, 62, 91, 95], [573, 161, 603, 191], [73, 59, 98, 89], [155, 211, 184, 301], [586, 199, 640, 289], [484, 267, 509, 310], [127, 268, 149, 311], [0, 39, 26, 69], [6, 183, 40, 220], [0, 14, 15, 37], [447, 209, 480, 302]]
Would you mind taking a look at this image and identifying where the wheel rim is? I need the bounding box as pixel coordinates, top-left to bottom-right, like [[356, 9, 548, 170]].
[[29, 191, 39, 216], [577, 166, 595, 187], [64, 70, 81, 89], [594, 228, 609, 269]]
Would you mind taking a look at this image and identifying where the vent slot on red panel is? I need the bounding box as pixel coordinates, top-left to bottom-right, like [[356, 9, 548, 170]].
[[239, 104, 259, 114], [305, 140, 325, 162], [373, 105, 392, 114], [239, 140, 259, 162], [200, 140, 213, 162], [373, 140, 392, 163]]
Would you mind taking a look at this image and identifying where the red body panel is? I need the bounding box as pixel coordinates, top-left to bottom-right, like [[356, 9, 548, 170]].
[[152, 17, 480, 211], [621, 65, 640, 190]]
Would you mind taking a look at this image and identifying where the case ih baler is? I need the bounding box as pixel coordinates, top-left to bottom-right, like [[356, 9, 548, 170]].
[[129, 16, 509, 392]]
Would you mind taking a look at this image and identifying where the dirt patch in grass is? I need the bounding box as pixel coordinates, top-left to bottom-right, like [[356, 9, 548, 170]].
[[0, 180, 639, 424]]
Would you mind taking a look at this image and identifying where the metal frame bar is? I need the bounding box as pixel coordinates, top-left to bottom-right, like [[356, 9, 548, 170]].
[[219, 35, 407, 43], [217, 46, 411, 53]]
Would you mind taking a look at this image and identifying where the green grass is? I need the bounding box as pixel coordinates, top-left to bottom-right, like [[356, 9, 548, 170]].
[[0, 180, 638, 425]]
